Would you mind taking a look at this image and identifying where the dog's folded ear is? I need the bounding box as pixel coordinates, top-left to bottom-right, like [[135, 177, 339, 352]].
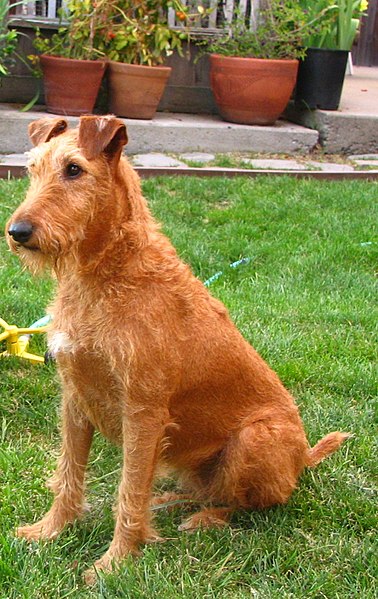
[[29, 118, 68, 147], [78, 115, 128, 163]]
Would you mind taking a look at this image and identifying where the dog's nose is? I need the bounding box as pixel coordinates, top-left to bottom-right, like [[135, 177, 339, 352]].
[[8, 220, 34, 243]]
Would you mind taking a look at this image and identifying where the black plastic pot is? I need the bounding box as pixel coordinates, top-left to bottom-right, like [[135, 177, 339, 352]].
[[295, 48, 349, 110]]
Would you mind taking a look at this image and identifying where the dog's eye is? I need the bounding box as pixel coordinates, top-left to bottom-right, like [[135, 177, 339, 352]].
[[65, 163, 83, 178]]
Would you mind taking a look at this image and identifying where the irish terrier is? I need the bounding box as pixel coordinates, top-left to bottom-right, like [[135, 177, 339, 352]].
[[6, 116, 348, 583]]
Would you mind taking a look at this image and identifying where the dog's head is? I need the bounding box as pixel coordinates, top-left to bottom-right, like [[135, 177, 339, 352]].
[[6, 115, 129, 274]]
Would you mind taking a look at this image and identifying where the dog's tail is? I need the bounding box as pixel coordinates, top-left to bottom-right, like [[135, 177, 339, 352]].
[[306, 431, 350, 468]]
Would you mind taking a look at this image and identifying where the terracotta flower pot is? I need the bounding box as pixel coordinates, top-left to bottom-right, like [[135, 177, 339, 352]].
[[40, 55, 107, 116], [108, 61, 172, 120], [210, 54, 299, 126]]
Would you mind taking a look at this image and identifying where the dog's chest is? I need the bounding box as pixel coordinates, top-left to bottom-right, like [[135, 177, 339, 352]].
[[48, 291, 113, 358], [54, 335, 124, 444], [48, 330, 75, 355]]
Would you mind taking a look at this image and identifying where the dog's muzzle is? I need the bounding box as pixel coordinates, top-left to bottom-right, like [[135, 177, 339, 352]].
[[8, 220, 34, 244]]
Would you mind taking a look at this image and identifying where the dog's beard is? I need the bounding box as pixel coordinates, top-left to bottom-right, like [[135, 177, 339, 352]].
[[7, 229, 67, 276], [13, 244, 53, 276]]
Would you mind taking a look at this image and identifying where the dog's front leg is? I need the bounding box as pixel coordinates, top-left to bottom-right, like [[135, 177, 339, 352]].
[[85, 405, 168, 584], [16, 394, 94, 541]]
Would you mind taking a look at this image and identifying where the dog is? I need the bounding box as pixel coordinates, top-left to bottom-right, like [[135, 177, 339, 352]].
[[6, 116, 348, 583]]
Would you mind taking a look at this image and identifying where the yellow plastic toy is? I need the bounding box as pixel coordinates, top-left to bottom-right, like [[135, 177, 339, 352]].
[[0, 316, 49, 364]]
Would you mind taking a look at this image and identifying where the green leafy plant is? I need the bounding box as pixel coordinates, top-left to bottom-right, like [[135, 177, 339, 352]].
[[206, 0, 321, 60], [31, 0, 206, 67], [96, 1, 212, 66], [32, 0, 112, 61], [0, 0, 24, 75], [300, 0, 367, 51], [101, 0, 187, 66]]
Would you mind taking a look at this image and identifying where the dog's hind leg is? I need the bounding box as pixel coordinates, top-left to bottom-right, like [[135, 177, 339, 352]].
[[16, 394, 94, 541], [175, 416, 300, 531], [218, 411, 348, 511], [195, 410, 309, 514], [184, 411, 349, 520], [220, 414, 307, 511]]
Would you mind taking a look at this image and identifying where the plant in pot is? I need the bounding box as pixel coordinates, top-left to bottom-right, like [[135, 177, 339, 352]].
[[205, 0, 319, 126], [32, 0, 108, 116], [295, 0, 367, 110], [102, 0, 189, 120]]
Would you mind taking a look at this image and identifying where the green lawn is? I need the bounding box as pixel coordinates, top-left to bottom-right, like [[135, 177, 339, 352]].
[[0, 175, 376, 598]]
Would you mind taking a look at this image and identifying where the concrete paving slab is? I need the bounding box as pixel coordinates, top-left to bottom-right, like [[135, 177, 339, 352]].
[[242, 158, 307, 170], [0, 104, 318, 155], [125, 115, 318, 155], [353, 159, 378, 167], [0, 153, 28, 166], [179, 152, 216, 163], [349, 154, 378, 160], [339, 67, 378, 116], [132, 154, 187, 167], [307, 161, 355, 172]]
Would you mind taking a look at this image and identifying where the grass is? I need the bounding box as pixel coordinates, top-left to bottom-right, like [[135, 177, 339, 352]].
[[0, 175, 377, 598]]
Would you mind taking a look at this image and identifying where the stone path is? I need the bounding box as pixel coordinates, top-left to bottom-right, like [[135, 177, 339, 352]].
[[1, 151, 378, 174], [121, 152, 377, 172]]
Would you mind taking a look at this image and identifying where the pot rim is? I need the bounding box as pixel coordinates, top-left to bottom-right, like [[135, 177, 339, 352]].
[[109, 60, 172, 73], [210, 53, 299, 66], [305, 47, 349, 55], [40, 54, 107, 66]]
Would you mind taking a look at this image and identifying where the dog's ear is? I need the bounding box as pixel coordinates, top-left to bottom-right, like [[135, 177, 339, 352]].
[[29, 118, 68, 147], [78, 115, 128, 162]]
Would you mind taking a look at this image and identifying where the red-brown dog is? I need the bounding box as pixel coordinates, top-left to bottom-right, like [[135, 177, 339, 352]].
[[6, 116, 348, 582]]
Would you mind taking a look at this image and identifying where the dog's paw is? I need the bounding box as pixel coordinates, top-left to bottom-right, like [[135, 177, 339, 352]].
[[16, 519, 60, 541], [150, 492, 192, 512], [83, 542, 143, 585], [83, 565, 102, 586], [83, 553, 116, 586], [178, 508, 231, 532]]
